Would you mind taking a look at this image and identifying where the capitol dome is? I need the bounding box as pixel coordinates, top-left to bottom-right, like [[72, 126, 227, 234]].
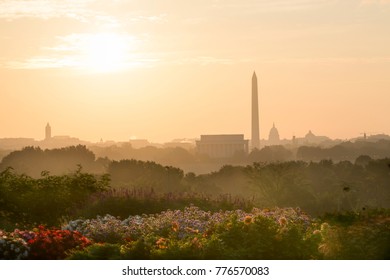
[[305, 130, 316, 140], [268, 123, 280, 144]]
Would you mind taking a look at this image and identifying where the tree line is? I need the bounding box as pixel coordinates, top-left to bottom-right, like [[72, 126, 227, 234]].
[[0, 145, 389, 218]]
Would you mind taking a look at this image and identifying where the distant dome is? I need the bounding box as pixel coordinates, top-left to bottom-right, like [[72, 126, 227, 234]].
[[268, 123, 280, 144], [305, 130, 316, 140], [305, 130, 318, 142]]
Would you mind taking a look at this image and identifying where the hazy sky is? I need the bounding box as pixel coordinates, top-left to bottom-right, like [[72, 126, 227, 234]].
[[1, 0, 390, 143]]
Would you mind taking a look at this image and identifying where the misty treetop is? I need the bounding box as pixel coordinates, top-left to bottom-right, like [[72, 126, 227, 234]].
[[0, 145, 98, 177], [108, 159, 184, 191]]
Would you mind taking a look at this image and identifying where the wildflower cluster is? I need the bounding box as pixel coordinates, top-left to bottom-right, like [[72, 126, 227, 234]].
[[65, 206, 311, 243], [0, 226, 91, 260], [64, 216, 127, 244], [23, 226, 91, 259], [63, 206, 319, 259], [0, 230, 29, 260]]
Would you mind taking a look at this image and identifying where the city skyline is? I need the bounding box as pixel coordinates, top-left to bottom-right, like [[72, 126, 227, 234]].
[[2, 120, 386, 147], [1, 1, 390, 143]]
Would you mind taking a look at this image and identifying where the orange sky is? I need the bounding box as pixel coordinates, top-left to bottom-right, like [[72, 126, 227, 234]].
[[1, 0, 390, 143]]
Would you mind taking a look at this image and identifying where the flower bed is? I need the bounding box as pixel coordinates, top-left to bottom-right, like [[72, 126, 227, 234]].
[[1, 207, 388, 259], [64, 206, 312, 243], [63, 206, 319, 259]]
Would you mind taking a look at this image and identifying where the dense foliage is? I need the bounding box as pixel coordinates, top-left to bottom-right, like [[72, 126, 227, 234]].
[[200, 159, 390, 215], [0, 167, 109, 227], [108, 159, 184, 191]]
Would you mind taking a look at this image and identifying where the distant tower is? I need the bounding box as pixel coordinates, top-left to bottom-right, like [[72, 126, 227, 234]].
[[45, 123, 51, 140], [251, 71, 260, 150]]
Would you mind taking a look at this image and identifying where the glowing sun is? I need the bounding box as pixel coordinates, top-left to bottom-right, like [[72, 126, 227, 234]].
[[82, 33, 130, 73]]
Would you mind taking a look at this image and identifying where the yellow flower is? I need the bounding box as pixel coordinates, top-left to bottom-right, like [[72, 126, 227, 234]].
[[185, 227, 199, 234], [313, 230, 321, 235], [278, 216, 288, 227], [156, 237, 167, 249], [320, 223, 330, 232], [244, 216, 253, 225], [171, 221, 179, 232], [191, 237, 202, 248]]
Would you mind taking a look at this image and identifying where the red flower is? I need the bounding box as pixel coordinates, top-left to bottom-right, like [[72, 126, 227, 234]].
[[23, 225, 91, 260]]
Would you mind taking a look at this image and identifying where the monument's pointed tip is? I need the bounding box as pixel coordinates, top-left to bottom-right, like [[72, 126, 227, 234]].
[[252, 71, 257, 79]]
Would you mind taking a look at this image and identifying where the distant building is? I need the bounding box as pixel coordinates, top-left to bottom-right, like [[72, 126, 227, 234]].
[[44, 135, 86, 148], [296, 130, 331, 145], [268, 123, 280, 145], [42, 123, 84, 148], [196, 134, 249, 158], [305, 130, 316, 142], [128, 139, 150, 149], [45, 123, 51, 140]]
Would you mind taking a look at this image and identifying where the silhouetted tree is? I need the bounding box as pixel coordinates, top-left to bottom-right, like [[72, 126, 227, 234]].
[[0, 145, 96, 177], [355, 155, 373, 167]]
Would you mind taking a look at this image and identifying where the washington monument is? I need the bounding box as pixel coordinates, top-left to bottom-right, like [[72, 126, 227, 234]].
[[251, 71, 260, 150]]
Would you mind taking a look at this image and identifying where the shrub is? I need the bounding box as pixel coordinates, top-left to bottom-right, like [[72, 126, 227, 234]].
[[0, 167, 110, 227], [318, 211, 390, 259], [21, 226, 91, 260]]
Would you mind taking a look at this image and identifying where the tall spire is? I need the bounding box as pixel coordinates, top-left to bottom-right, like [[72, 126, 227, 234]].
[[45, 123, 51, 140], [251, 71, 260, 150]]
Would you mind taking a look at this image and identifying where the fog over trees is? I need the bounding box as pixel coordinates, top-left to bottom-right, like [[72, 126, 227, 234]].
[[1, 142, 389, 216]]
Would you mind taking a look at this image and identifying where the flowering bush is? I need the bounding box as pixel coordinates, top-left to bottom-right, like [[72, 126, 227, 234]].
[[64, 216, 127, 244], [65, 206, 321, 259], [0, 230, 29, 260], [4, 207, 388, 259], [65, 206, 312, 242], [18, 226, 91, 260]]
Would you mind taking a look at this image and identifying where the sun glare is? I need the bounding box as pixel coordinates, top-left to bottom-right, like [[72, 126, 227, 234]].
[[82, 33, 130, 73]]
